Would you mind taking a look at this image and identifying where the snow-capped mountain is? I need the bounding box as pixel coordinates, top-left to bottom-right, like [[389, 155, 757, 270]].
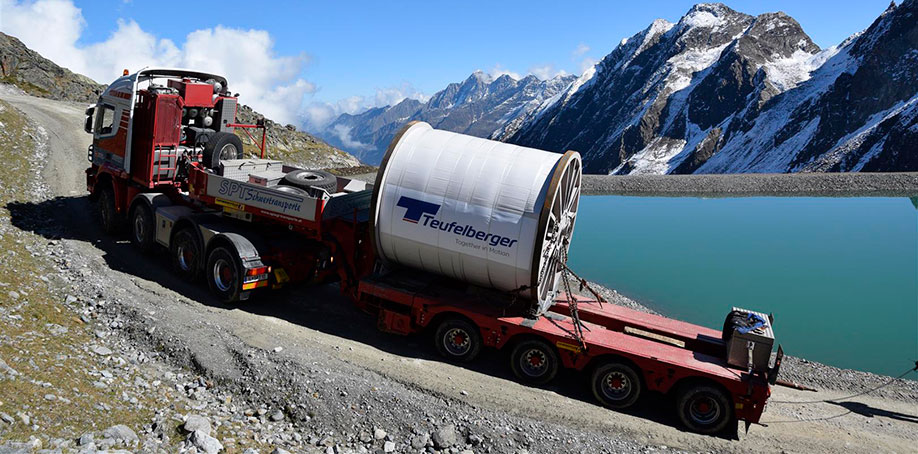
[[506, 2, 918, 174], [321, 71, 575, 164]]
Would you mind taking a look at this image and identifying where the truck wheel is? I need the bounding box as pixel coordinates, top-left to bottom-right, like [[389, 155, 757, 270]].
[[275, 185, 308, 196], [591, 362, 642, 409], [280, 169, 338, 193], [206, 247, 242, 303], [676, 383, 733, 434], [171, 228, 202, 282], [202, 132, 244, 169], [510, 339, 559, 385], [130, 203, 156, 252], [97, 186, 125, 234], [433, 318, 482, 362]]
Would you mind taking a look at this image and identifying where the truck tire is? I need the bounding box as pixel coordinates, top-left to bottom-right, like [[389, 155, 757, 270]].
[[433, 318, 482, 363], [97, 186, 125, 234], [591, 362, 642, 409], [274, 185, 308, 196], [202, 132, 244, 169], [510, 339, 560, 385], [130, 203, 156, 252], [676, 383, 734, 434], [280, 169, 338, 193], [171, 228, 203, 282], [206, 246, 243, 303]]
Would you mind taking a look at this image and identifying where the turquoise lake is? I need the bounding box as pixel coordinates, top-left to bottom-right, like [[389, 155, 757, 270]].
[[567, 196, 918, 378]]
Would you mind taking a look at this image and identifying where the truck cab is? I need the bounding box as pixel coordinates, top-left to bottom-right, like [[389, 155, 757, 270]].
[[85, 68, 243, 196]]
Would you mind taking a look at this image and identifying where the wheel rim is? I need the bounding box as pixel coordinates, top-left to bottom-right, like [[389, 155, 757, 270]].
[[212, 258, 234, 292], [296, 173, 320, 182], [600, 370, 632, 402], [220, 144, 238, 161], [688, 394, 721, 425], [536, 155, 581, 305], [133, 211, 146, 243], [177, 242, 193, 271], [519, 348, 549, 377], [442, 327, 471, 356]]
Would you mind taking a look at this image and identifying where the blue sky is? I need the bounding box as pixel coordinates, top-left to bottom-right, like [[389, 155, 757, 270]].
[[0, 0, 896, 127], [72, 1, 893, 101]]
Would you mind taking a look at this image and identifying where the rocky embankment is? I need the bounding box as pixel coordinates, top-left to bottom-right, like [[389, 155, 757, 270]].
[[0, 33, 103, 103]]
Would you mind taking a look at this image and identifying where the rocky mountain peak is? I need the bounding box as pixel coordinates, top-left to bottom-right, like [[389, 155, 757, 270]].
[[674, 3, 752, 50], [469, 69, 494, 83]]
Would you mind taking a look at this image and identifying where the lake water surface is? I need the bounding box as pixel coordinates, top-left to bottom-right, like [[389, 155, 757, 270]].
[[567, 196, 918, 377]]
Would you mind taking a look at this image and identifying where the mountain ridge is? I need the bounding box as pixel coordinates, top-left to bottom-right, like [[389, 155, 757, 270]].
[[507, 1, 917, 174], [320, 71, 576, 164]]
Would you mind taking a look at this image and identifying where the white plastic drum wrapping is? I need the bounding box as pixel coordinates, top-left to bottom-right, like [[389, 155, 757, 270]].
[[371, 121, 582, 314]]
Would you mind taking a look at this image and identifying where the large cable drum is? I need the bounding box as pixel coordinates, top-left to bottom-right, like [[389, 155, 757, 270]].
[[371, 121, 582, 314]]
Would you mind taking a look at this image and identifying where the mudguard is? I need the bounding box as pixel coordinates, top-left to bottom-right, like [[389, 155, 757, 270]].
[[208, 232, 261, 264], [131, 192, 172, 213]]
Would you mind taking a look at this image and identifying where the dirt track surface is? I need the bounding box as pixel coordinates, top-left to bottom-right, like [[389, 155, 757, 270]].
[[2, 89, 916, 453]]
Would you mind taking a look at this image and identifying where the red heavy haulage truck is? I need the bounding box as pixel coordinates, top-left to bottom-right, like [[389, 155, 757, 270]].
[[84, 68, 781, 434]]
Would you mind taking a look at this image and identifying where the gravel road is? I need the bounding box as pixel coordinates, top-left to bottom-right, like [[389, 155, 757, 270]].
[[1, 88, 916, 454]]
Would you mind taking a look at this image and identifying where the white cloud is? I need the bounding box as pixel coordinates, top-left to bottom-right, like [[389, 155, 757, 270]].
[[302, 83, 428, 132], [488, 64, 521, 80], [329, 124, 371, 151], [528, 64, 569, 80], [0, 0, 313, 124], [578, 57, 599, 74], [572, 43, 590, 57]]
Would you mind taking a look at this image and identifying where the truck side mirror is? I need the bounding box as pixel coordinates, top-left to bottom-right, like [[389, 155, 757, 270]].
[[84, 104, 96, 134]]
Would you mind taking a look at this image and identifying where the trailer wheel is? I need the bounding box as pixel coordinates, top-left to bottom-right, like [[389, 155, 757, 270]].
[[433, 318, 482, 362], [591, 362, 642, 409], [97, 186, 124, 234], [130, 203, 156, 252], [171, 228, 202, 282], [510, 339, 560, 385], [202, 132, 243, 169], [206, 247, 243, 303], [676, 384, 734, 434]]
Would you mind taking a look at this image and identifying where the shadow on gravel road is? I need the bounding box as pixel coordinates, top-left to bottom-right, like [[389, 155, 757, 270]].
[[830, 401, 918, 424], [7, 195, 738, 440]]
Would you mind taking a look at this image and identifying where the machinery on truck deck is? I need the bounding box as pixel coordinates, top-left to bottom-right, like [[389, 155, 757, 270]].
[[84, 68, 782, 435]]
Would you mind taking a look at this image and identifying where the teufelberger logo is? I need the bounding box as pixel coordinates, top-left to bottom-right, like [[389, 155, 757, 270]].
[[397, 196, 440, 223], [396, 196, 518, 248]]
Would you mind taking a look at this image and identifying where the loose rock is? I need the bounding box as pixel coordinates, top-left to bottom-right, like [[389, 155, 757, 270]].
[[183, 414, 212, 436], [91, 345, 113, 356], [431, 425, 458, 449], [102, 424, 138, 445], [410, 433, 429, 450], [189, 429, 223, 454]]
